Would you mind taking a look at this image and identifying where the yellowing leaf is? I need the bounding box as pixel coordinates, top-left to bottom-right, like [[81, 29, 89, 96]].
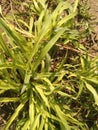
[[85, 82, 98, 106]]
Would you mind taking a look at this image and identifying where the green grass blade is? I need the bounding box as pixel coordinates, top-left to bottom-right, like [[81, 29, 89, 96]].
[[30, 114, 41, 130], [0, 80, 20, 91], [32, 27, 66, 72], [0, 34, 13, 57], [0, 18, 26, 53], [35, 84, 49, 107], [0, 90, 6, 94], [57, 12, 77, 27], [21, 119, 30, 130], [29, 92, 35, 126], [0, 97, 19, 102], [54, 104, 71, 130], [4, 102, 25, 130], [39, 117, 45, 130], [85, 82, 98, 105], [29, 17, 34, 33], [52, 1, 70, 26], [73, 0, 79, 12]]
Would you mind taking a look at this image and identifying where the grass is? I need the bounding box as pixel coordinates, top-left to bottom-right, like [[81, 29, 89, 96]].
[[0, 0, 98, 129]]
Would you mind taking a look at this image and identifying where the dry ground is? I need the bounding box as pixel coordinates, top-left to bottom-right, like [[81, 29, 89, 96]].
[[88, 0, 98, 56], [89, 0, 98, 37]]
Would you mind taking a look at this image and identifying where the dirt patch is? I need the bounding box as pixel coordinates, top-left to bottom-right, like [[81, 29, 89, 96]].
[[89, 0, 98, 39], [88, 0, 98, 56]]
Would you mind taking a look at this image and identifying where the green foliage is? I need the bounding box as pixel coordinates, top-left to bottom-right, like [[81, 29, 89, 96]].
[[0, 0, 98, 129]]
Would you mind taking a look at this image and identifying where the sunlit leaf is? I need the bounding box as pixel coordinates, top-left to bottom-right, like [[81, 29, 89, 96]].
[[85, 82, 98, 105]]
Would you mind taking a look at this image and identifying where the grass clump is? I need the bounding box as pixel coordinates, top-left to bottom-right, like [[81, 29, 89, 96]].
[[0, 0, 98, 129]]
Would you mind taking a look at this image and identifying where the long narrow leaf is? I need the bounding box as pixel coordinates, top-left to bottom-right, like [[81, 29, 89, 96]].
[[4, 102, 26, 130], [32, 27, 66, 72], [0, 97, 19, 102], [85, 82, 98, 105]]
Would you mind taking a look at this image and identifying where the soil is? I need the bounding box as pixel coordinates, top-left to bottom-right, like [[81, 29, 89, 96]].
[[89, 0, 98, 37], [88, 0, 98, 56]]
